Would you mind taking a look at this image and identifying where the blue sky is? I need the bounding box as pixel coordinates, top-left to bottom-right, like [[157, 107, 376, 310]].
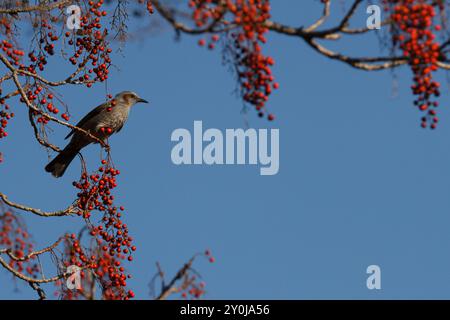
[[1, 1, 450, 299]]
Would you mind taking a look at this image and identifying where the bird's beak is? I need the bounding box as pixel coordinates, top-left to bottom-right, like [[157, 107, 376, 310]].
[[138, 98, 149, 104]]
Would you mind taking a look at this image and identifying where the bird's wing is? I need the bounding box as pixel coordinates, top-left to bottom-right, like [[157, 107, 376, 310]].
[[115, 123, 124, 134], [65, 102, 106, 139]]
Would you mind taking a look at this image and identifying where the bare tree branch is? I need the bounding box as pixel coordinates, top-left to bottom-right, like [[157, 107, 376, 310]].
[[151, 0, 450, 71], [0, 192, 77, 217]]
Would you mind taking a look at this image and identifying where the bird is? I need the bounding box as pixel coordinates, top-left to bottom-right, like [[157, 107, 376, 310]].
[[45, 91, 148, 178]]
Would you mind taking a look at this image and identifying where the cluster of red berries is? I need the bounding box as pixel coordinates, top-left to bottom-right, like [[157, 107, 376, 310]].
[[0, 211, 39, 278], [92, 243, 135, 300], [6, 0, 117, 137], [19, 29, 71, 122], [23, 86, 67, 124], [26, 51, 48, 73], [15, 19, 63, 76], [179, 249, 215, 299], [181, 279, 207, 299], [228, 0, 277, 121], [40, 20, 60, 57], [71, 160, 134, 299], [57, 232, 133, 300], [0, 40, 25, 66], [189, 0, 225, 27], [0, 96, 14, 140], [17, 20, 58, 77], [56, 235, 88, 300], [190, 0, 277, 121], [0, 23, 70, 129], [66, 0, 112, 87], [386, 0, 444, 129], [189, 0, 224, 50], [197, 34, 220, 50], [0, 1, 116, 132]]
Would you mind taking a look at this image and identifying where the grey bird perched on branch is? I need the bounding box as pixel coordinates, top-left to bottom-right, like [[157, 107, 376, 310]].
[[45, 91, 148, 178]]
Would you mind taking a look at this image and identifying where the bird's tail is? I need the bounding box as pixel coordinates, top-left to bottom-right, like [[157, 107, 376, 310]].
[[45, 144, 79, 178]]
